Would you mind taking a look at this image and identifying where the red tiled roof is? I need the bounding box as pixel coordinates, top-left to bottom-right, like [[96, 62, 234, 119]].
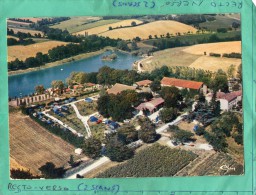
[[161, 77, 203, 90], [136, 80, 152, 86], [107, 83, 136, 95], [217, 90, 242, 102], [136, 98, 164, 112]]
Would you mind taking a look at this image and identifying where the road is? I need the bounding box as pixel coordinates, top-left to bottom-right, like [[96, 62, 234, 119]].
[[66, 156, 110, 179], [136, 56, 153, 73], [156, 112, 188, 134]]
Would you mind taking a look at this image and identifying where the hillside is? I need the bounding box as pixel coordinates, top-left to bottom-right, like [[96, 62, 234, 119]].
[[182, 41, 241, 55], [9, 28, 43, 36], [141, 41, 241, 72], [75, 19, 143, 36], [98, 20, 197, 40], [9, 112, 80, 175], [8, 40, 69, 62]]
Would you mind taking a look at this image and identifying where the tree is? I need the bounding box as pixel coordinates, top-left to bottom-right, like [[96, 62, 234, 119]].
[[211, 73, 229, 93], [105, 134, 134, 162], [39, 162, 65, 179], [159, 107, 178, 123], [97, 94, 111, 117], [138, 117, 158, 143], [117, 124, 138, 144], [236, 64, 242, 82], [109, 26, 113, 30], [68, 155, 75, 167], [227, 64, 236, 78], [117, 40, 129, 51], [35, 85, 45, 94], [51, 80, 65, 94], [82, 137, 102, 159], [11, 169, 40, 179], [148, 35, 152, 39], [173, 129, 194, 144], [150, 80, 161, 92], [232, 22, 240, 30], [160, 86, 181, 108], [131, 21, 137, 26], [131, 41, 138, 50]]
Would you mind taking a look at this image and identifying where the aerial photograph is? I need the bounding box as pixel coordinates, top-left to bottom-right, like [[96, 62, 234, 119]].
[[7, 14, 243, 179]]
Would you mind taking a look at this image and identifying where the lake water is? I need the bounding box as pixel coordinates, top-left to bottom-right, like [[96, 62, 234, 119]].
[[8, 51, 141, 98]]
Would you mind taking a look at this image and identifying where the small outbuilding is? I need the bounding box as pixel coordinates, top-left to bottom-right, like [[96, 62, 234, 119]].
[[89, 116, 98, 122]]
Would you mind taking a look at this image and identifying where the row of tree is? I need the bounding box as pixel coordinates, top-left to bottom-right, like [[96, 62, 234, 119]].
[[8, 35, 120, 71]]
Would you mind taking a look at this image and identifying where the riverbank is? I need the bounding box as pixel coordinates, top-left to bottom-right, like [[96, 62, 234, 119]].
[[8, 47, 115, 76]]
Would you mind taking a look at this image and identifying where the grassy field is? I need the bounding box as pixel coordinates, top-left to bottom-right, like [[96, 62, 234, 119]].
[[188, 56, 241, 72], [75, 101, 97, 116], [143, 31, 241, 46], [74, 19, 142, 36], [21, 17, 44, 23], [51, 16, 102, 33], [8, 40, 69, 62], [9, 111, 78, 175], [182, 41, 241, 55], [140, 47, 200, 71], [141, 41, 241, 72], [199, 14, 240, 31], [7, 20, 31, 27], [98, 20, 197, 40], [48, 106, 85, 134], [9, 27, 43, 36]]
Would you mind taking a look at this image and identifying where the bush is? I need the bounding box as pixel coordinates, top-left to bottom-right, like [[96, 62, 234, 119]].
[[209, 53, 221, 57]]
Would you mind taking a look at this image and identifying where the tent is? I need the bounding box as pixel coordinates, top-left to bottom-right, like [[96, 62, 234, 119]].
[[90, 116, 98, 122], [85, 97, 93, 103], [109, 122, 119, 130]]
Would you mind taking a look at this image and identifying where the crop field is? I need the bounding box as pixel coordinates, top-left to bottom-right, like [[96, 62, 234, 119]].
[[9, 112, 78, 175], [199, 15, 240, 31], [7, 20, 31, 27], [188, 56, 241, 72], [98, 20, 197, 40], [182, 41, 241, 55], [96, 144, 197, 177], [51, 16, 103, 33], [140, 47, 200, 71], [8, 40, 69, 61], [9, 28, 42, 36], [176, 152, 243, 176], [21, 17, 44, 23], [143, 31, 241, 47], [141, 41, 241, 72], [75, 19, 142, 36]]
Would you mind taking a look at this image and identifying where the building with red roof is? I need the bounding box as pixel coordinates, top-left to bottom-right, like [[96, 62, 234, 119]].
[[135, 80, 152, 87], [161, 77, 207, 94], [136, 98, 164, 114]]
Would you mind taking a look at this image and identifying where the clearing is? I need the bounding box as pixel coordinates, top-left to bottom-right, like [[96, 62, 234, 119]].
[[182, 41, 241, 55], [98, 20, 197, 40], [74, 19, 142, 36], [51, 16, 103, 33], [9, 111, 80, 175], [8, 40, 69, 62]]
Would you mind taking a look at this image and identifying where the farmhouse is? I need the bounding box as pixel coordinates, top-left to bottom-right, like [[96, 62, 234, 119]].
[[206, 90, 242, 111], [107, 83, 136, 95], [217, 91, 242, 111], [136, 98, 164, 114], [161, 77, 207, 94]]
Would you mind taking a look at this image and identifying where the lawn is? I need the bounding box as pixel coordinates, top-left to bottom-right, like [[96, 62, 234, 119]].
[[48, 106, 85, 134], [75, 101, 98, 116]]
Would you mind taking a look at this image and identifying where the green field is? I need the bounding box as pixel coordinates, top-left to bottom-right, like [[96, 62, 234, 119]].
[[96, 144, 197, 177], [143, 31, 241, 47], [52, 17, 120, 33], [199, 15, 240, 31]]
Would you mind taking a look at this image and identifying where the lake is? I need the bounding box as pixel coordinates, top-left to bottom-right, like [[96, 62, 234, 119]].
[[8, 51, 141, 98]]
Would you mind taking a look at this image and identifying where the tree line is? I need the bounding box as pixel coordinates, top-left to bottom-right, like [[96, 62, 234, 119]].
[[8, 35, 120, 71]]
